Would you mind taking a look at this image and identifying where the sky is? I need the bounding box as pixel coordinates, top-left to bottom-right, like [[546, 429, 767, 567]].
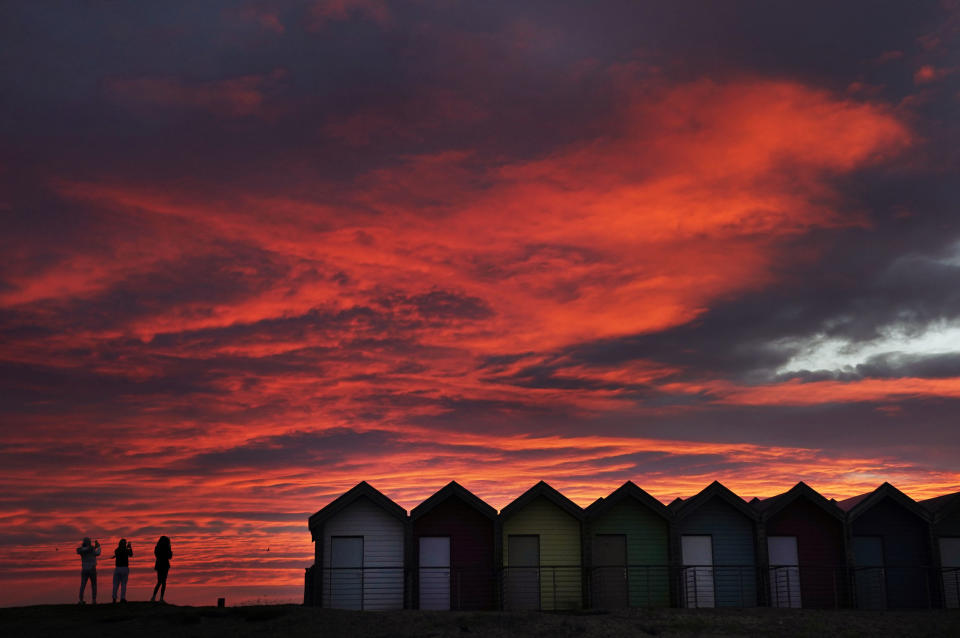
[[1, 0, 959, 607]]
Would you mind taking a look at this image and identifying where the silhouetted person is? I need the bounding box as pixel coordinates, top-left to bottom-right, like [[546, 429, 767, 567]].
[[76, 537, 101, 604], [112, 539, 133, 603], [151, 536, 172, 602]]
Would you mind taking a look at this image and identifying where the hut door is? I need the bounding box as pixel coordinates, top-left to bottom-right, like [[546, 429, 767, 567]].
[[592, 534, 628, 608], [506, 535, 540, 610], [852, 536, 885, 609], [681, 535, 715, 608], [940, 538, 960, 609], [329, 536, 363, 610], [767, 536, 801, 608], [419, 537, 451, 610]]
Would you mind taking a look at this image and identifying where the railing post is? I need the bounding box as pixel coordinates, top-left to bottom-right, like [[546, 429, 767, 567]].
[[787, 566, 792, 607], [954, 569, 959, 608], [692, 566, 697, 608], [833, 566, 838, 609], [552, 567, 557, 610], [738, 565, 744, 607]]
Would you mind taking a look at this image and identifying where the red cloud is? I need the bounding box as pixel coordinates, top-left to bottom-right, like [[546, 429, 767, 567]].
[[671, 376, 960, 406], [62, 78, 911, 354]]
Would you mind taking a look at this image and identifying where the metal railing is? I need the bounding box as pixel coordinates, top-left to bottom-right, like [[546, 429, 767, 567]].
[[304, 564, 960, 610], [318, 566, 406, 610], [943, 567, 960, 609], [764, 564, 844, 609], [417, 566, 497, 610], [501, 565, 582, 611], [590, 565, 671, 608], [850, 565, 938, 610], [678, 564, 757, 608]]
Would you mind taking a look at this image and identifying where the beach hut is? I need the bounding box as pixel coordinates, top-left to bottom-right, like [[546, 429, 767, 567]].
[[307, 481, 407, 610], [500, 481, 584, 610], [585, 481, 671, 608], [410, 481, 497, 610], [671, 481, 759, 608], [753, 482, 846, 608], [838, 482, 934, 609], [920, 490, 960, 608]]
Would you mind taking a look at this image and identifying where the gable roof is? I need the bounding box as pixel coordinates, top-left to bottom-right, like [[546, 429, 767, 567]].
[[410, 480, 497, 522], [499, 480, 584, 521], [836, 482, 930, 523], [308, 481, 407, 539], [919, 489, 960, 523], [585, 481, 671, 522], [672, 481, 758, 522], [752, 481, 845, 523]]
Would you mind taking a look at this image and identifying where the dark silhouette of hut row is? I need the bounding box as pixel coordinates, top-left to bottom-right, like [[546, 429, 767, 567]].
[[304, 480, 960, 611]]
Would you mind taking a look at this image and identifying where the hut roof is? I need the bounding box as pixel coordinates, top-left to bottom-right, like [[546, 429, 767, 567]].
[[919, 489, 960, 523], [499, 480, 584, 521], [308, 481, 407, 540], [837, 482, 930, 522], [585, 480, 670, 522], [671, 480, 758, 522], [410, 480, 497, 522], [751, 481, 845, 522]]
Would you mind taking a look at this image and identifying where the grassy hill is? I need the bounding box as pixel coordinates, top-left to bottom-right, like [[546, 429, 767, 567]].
[[2, 603, 958, 638]]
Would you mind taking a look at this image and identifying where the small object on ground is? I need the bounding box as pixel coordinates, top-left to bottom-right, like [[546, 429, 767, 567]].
[[218, 598, 225, 608]]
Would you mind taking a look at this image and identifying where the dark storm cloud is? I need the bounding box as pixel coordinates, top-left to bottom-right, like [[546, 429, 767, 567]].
[[0, 359, 227, 414], [4, 246, 294, 333], [3, 0, 944, 189], [174, 428, 399, 472], [376, 288, 495, 322], [853, 352, 960, 379]]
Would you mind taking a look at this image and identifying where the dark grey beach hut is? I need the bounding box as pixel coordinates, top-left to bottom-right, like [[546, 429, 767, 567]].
[[920, 489, 960, 608], [838, 482, 934, 609]]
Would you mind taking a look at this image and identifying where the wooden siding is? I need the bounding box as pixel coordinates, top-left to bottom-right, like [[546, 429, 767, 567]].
[[936, 508, 960, 537], [502, 495, 582, 610], [414, 497, 496, 609], [321, 496, 404, 610], [765, 498, 845, 608], [589, 499, 669, 606], [676, 496, 757, 607], [851, 496, 932, 609]]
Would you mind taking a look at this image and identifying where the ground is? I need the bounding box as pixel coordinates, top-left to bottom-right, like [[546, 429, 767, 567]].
[[1, 604, 959, 638]]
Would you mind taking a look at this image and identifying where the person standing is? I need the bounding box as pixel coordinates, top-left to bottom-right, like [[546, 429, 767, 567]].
[[76, 537, 101, 604], [151, 536, 172, 602], [111, 539, 133, 603]]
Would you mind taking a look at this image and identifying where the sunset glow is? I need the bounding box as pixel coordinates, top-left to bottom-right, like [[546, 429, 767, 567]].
[[2, 1, 959, 607]]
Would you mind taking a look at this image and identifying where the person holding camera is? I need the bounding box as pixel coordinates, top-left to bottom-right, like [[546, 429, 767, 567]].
[[76, 537, 101, 604], [151, 535, 172, 602], [111, 539, 133, 603]]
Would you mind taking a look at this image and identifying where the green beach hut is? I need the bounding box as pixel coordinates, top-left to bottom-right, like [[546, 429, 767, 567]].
[[585, 481, 672, 608], [500, 481, 584, 610]]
